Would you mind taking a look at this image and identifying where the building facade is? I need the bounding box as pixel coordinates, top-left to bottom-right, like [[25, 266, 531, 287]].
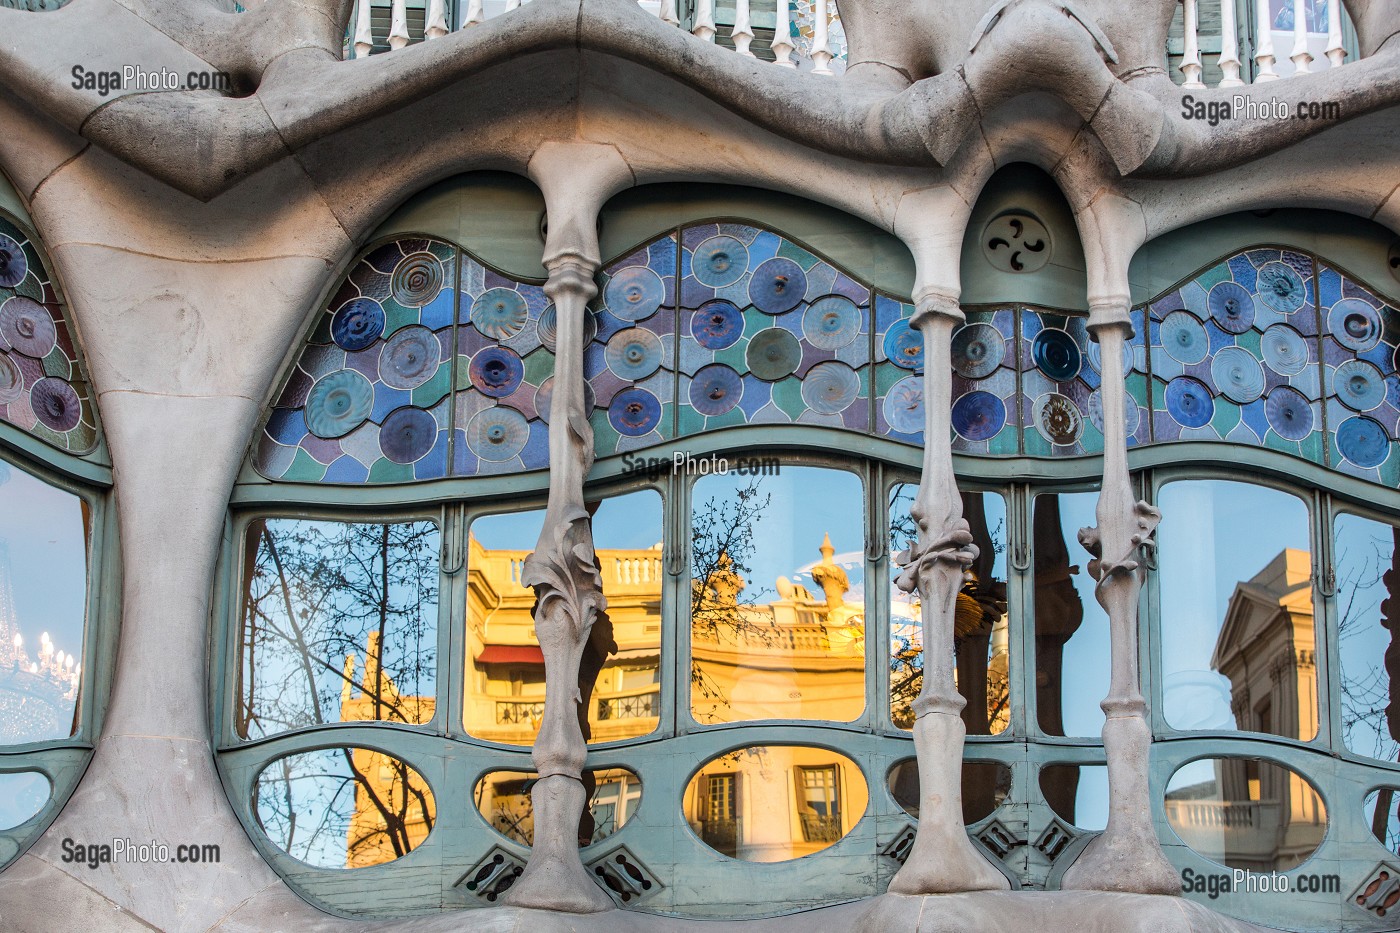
[[2, 0, 1400, 930]]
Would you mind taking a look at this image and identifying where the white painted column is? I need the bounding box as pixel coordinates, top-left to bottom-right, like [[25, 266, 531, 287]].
[[1180, 0, 1206, 88], [1325, 0, 1345, 67], [1290, 0, 1314, 72], [425, 0, 448, 39], [772, 0, 796, 67], [388, 0, 410, 50], [658, 0, 679, 26], [732, 0, 755, 57], [693, 0, 716, 41], [811, 0, 834, 74], [353, 0, 374, 58], [1255, 0, 1279, 80], [462, 0, 485, 26], [1219, 0, 1244, 86]]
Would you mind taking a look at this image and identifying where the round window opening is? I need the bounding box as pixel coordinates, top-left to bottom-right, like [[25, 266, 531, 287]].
[[982, 211, 1052, 274]]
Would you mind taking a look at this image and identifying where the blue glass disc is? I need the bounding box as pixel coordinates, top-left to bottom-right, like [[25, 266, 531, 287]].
[[802, 296, 862, 350], [1031, 327, 1082, 381], [1256, 262, 1307, 315], [30, 377, 80, 433], [0, 297, 57, 358], [1208, 281, 1255, 334], [304, 369, 374, 438], [1159, 312, 1209, 366], [379, 406, 438, 464], [1260, 324, 1309, 376], [884, 320, 924, 371], [691, 300, 744, 350], [691, 235, 749, 289], [746, 328, 802, 381], [1337, 416, 1390, 468], [608, 386, 662, 436], [883, 376, 924, 435], [689, 364, 743, 416], [468, 346, 525, 398], [330, 298, 386, 352], [0, 234, 27, 288], [1334, 359, 1387, 411], [800, 361, 860, 414], [748, 258, 807, 315], [1210, 346, 1265, 404], [605, 327, 664, 381], [1328, 298, 1383, 351], [951, 390, 1006, 441], [1265, 386, 1314, 440], [470, 287, 529, 341], [467, 406, 530, 461], [1164, 376, 1215, 429], [379, 326, 440, 390], [951, 322, 1004, 379], [605, 266, 666, 322]]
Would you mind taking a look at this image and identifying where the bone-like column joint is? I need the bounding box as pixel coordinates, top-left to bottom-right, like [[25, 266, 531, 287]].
[[1060, 310, 1180, 896], [1218, 0, 1243, 87], [502, 256, 613, 914], [887, 289, 1009, 895], [732, 0, 755, 57]]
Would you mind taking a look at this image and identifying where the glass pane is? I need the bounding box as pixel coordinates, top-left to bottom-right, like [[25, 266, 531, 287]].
[[1158, 481, 1316, 740], [682, 746, 867, 861], [464, 508, 545, 745], [888, 758, 1011, 825], [890, 484, 1009, 735], [691, 467, 865, 725], [586, 492, 663, 743], [1165, 757, 1327, 870], [238, 519, 439, 739], [1364, 787, 1400, 856], [1034, 492, 1109, 737], [1039, 764, 1109, 830], [254, 747, 436, 869], [0, 771, 50, 829], [0, 460, 89, 744], [1335, 513, 1400, 761], [474, 766, 643, 847]]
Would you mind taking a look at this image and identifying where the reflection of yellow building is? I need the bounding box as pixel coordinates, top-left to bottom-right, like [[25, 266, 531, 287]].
[[1165, 549, 1325, 870], [463, 533, 663, 746], [340, 634, 436, 868], [691, 534, 866, 725], [682, 745, 869, 862]]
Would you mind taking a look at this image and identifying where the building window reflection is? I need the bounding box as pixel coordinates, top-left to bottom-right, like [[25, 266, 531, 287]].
[[1157, 480, 1318, 741], [889, 484, 1009, 735], [1033, 491, 1106, 738], [690, 467, 866, 725]]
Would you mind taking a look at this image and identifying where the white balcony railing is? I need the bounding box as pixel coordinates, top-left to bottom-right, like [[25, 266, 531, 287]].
[[1175, 0, 1350, 88], [345, 0, 846, 74]]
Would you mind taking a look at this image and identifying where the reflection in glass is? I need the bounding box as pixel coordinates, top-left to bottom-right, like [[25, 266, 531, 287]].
[[474, 767, 642, 847], [238, 519, 439, 739], [1365, 787, 1400, 856], [0, 460, 88, 744], [1034, 492, 1106, 738], [1165, 758, 1326, 870], [464, 493, 663, 746], [1335, 514, 1400, 762], [254, 747, 436, 868], [690, 468, 865, 725], [890, 484, 1009, 735], [1039, 764, 1108, 830], [888, 758, 1011, 825], [682, 746, 867, 861], [1158, 481, 1316, 740], [0, 771, 50, 829]]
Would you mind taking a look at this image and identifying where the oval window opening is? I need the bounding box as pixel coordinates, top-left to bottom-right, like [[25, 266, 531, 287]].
[[474, 767, 642, 847], [0, 772, 51, 830], [888, 758, 1010, 826], [683, 746, 867, 862], [254, 748, 435, 869], [1364, 787, 1400, 856], [1039, 764, 1109, 831], [1165, 757, 1326, 870]]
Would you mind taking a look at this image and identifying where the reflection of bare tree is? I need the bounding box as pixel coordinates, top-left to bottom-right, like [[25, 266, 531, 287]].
[[690, 479, 774, 707], [241, 519, 439, 866]]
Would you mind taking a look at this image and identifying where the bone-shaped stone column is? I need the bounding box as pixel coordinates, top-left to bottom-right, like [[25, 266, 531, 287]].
[[1060, 303, 1179, 895], [888, 289, 1009, 895], [503, 143, 632, 914]]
